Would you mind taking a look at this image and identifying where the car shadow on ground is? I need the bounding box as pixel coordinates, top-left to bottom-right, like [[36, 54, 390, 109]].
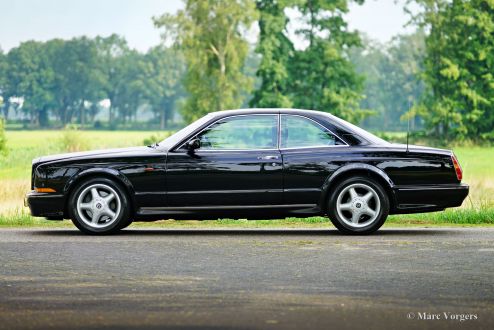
[[29, 228, 459, 237]]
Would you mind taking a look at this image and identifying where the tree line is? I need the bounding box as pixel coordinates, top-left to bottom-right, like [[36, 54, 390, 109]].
[[1, 0, 493, 141], [0, 35, 185, 129]]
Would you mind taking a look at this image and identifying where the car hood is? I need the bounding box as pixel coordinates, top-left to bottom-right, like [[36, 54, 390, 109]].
[[33, 146, 155, 165]]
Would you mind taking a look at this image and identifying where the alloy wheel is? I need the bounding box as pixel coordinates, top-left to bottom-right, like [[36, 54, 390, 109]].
[[76, 183, 122, 229], [335, 183, 381, 228]]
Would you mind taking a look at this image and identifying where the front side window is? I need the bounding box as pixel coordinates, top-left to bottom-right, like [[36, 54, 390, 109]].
[[197, 115, 278, 150], [281, 115, 344, 148]]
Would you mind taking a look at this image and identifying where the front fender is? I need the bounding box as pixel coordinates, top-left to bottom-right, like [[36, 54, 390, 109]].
[[64, 168, 135, 201]]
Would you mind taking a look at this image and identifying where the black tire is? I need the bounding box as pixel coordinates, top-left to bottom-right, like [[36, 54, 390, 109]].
[[327, 176, 389, 235], [68, 177, 131, 235], [118, 217, 133, 230]]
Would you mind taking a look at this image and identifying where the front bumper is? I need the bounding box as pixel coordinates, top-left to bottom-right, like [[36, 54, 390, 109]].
[[392, 183, 469, 214], [25, 191, 65, 218]]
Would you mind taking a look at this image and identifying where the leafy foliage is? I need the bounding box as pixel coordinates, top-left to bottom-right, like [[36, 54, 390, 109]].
[[142, 132, 173, 146], [288, 0, 368, 123], [350, 31, 426, 131], [2, 35, 186, 129], [250, 0, 294, 108], [0, 118, 6, 155], [409, 0, 494, 140], [57, 125, 90, 152], [0, 49, 8, 118], [154, 0, 258, 123], [141, 46, 185, 129], [251, 0, 368, 123]]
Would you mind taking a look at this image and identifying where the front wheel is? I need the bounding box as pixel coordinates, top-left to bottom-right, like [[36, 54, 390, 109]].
[[68, 178, 131, 235], [328, 176, 389, 235]]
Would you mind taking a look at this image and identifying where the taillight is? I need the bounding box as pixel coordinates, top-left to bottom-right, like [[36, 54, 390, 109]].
[[451, 154, 463, 181]]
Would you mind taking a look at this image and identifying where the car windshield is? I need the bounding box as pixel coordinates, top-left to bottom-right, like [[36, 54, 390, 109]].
[[157, 113, 215, 150]]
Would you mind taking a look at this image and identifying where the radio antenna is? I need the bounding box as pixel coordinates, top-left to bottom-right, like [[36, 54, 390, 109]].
[[406, 100, 411, 154]]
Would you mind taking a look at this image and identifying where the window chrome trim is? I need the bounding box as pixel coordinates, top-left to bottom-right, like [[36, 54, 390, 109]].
[[277, 112, 282, 150], [280, 145, 349, 151], [279, 114, 349, 150], [190, 148, 280, 153], [174, 113, 280, 152]]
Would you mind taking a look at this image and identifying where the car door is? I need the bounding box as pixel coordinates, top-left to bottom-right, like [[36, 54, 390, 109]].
[[166, 114, 283, 206], [280, 114, 348, 205]]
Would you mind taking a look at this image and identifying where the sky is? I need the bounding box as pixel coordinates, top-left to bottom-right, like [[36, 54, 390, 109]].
[[0, 0, 415, 53]]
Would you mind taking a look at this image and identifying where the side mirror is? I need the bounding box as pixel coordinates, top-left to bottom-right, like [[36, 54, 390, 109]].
[[186, 138, 201, 151]]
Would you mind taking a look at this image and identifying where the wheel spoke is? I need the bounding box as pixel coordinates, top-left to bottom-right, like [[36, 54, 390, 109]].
[[91, 212, 100, 223], [339, 203, 352, 211], [103, 209, 116, 219], [80, 203, 92, 210], [91, 188, 100, 200], [104, 193, 115, 203], [349, 188, 358, 199], [351, 211, 360, 223], [362, 192, 373, 203], [363, 208, 376, 218]]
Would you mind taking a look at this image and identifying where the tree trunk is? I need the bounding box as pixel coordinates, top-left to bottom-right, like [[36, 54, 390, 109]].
[[160, 107, 166, 130], [39, 106, 49, 128], [1, 99, 9, 121], [80, 100, 85, 129]]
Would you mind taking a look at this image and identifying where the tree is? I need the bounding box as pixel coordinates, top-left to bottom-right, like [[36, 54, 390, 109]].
[[0, 48, 8, 119], [287, 0, 368, 123], [95, 34, 131, 124], [0, 117, 6, 155], [6, 41, 55, 127], [110, 49, 146, 124], [0, 49, 6, 153], [409, 0, 494, 139], [350, 31, 426, 131], [142, 46, 185, 129], [154, 0, 258, 122], [250, 0, 294, 108], [50, 37, 106, 126]]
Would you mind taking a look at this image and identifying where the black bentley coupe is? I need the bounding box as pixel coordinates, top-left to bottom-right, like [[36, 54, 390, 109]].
[[26, 109, 469, 234]]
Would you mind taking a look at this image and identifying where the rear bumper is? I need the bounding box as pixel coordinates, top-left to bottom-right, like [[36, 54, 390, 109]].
[[25, 191, 65, 218], [391, 183, 469, 214]]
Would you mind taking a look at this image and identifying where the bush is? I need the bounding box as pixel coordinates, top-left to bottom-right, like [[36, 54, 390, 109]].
[[143, 132, 172, 146], [0, 118, 7, 156], [93, 120, 103, 129], [57, 125, 90, 152]]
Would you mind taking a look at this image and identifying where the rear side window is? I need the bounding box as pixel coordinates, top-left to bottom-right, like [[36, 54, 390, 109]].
[[281, 115, 344, 148]]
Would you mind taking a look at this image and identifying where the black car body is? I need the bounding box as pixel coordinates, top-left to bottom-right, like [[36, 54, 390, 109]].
[[26, 109, 469, 234]]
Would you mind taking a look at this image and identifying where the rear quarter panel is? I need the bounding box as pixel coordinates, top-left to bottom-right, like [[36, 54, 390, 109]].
[[281, 146, 458, 205]]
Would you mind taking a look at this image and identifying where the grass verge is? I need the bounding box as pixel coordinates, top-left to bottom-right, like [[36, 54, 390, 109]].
[[1, 207, 493, 228]]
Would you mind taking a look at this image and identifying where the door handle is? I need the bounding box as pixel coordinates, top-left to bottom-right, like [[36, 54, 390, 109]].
[[258, 155, 279, 160]]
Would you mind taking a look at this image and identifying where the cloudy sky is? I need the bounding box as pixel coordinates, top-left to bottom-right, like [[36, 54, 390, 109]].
[[0, 0, 415, 52]]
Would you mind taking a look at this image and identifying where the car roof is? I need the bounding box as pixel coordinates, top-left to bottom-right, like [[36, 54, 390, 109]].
[[207, 108, 389, 146], [209, 108, 328, 117]]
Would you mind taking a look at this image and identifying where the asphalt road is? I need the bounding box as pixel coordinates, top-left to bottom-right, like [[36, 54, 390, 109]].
[[1, 227, 493, 330]]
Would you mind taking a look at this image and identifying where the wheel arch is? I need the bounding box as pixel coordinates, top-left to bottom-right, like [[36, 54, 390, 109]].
[[319, 164, 396, 213], [63, 168, 135, 218]]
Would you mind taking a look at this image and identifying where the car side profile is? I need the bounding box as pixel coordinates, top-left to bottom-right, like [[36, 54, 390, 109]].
[[26, 109, 469, 235]]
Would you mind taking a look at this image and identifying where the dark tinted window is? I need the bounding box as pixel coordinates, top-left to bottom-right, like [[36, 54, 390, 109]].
[[198, 115, 278, 150], [281, 115, 343, 148]]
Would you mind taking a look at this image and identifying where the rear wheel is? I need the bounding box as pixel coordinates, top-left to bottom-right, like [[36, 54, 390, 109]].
[[328, 176, 389, 235], [69, 177, 131, 235], [118, 217, 133, 230]]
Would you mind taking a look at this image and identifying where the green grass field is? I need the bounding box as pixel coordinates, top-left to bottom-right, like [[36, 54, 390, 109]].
[[0, 130, 493, 227]]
